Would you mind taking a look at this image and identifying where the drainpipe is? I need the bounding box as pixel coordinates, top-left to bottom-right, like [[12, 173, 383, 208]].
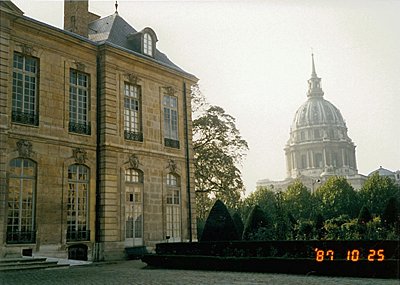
[[95, 54, 101, 260], [183, 82, 192, 242]]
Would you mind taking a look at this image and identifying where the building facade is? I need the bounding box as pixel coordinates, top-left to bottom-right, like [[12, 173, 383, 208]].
[[257, 55, 367, 191], [0, 0, 198, 261]]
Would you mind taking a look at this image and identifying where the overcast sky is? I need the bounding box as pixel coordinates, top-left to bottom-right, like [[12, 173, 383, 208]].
[[12, 0, 400, 195]]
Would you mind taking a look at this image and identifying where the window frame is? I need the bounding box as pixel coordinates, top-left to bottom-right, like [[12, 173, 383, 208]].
[[68, 70, 91, 135], [11, 53, 39, 126], [125, 168, 144, 245], [67, 164, 90, 242], [124, 83, 143, 142], [166, 173, 181, 241], [163, 94, 180, 149], [143, 32, 153, 57], [7, 158, 37, 244]]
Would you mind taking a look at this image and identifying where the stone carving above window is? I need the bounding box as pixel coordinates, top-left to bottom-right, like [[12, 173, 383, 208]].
[[124, 73, 141, 85], [162, 86, 177, 96], [126, 154, 142, 169], [73, 148, 87, 164], [17, 43, 36, 56], [74, 62, 86, 72], [16, 140, 35, 158], [167, 159, 178, 173]]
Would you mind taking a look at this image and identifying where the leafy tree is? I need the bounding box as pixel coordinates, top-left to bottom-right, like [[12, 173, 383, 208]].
[[200, 200, 239, 242], [382, 197, 399, 230], [232, 212, 244, 239], [314, 175, 359, 219], [242, 205, 272, 240], [283, 180, 312, 219], [193, 96, 249, 217], [359, 173, 400, 215]]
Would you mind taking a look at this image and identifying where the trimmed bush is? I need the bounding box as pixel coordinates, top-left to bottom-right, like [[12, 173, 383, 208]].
[[200, 200, 239, 242], [242, 205, 271, 240], [358, 206, 373, 225], [232, 212, 244, 239], [382, 197, 399, 229]]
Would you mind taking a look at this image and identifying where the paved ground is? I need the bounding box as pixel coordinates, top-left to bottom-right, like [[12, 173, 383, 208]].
[[0, 260, 398, 285]]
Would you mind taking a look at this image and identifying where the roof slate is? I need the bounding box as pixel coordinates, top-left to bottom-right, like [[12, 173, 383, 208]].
[[88, 13, 189, 75]]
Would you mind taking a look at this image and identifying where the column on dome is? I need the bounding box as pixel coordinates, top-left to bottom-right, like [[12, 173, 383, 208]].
[[306, 150, 310, 168], [323, 148, 327, 167]]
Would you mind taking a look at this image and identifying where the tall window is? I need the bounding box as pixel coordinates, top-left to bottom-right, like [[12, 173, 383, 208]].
[[315, 153, 323, 168], [166, 173, 181, 241], [125, 169, 143, 246], [301, 155, 307, 169], [314, 129, 320, 139], [7, 159, 36, 244], [12, 54, 39, 126], [69, 70, 90, 135], [143, 33, 153, 56], [164, 94, 179, 148], [67, 165, 89, 242], [124, 83, 142, 141]]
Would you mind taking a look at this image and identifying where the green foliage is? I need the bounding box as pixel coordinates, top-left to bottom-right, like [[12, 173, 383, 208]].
[[193, 104, 249, 217], [359, 173, 400, 215], [242, 205, 272, 240], [283, 180, 312, 219], [232, 212, 244, 239], [201, 200, 239, 242], [241, 186, 277, 224], [357, 206, 373, 225], [294, 220, 314, 240], [314, 214, 325, 240], [382, 197, 399, 230], [313, 175, 359, 219]]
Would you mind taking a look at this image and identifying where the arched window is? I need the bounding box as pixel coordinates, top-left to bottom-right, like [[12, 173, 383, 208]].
[[7, 158, 36, 243], [143, 33, 153, 56], [166, 173, 181, 242], [301, 131, 305, 141], [67, 165, 89, 242], [125, 168, 143, 246]]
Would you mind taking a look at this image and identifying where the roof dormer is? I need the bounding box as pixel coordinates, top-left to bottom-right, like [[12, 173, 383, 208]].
[[127, 27, 158, 58]]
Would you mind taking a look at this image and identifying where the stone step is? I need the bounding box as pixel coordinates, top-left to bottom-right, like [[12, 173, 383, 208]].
[[0, 258, 70, 272], [0, 257, 47, 264]]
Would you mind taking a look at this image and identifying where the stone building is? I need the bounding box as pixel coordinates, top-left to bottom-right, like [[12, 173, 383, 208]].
[[257, 55, 367, 191], [0, 0, 198, 261]]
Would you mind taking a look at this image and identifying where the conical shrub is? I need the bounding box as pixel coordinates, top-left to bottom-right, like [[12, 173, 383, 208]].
[[242, 205, 270, 240], [200, 200, 239, 242], [232, 212, 244, 239], [382, 197, 399, 229], [358, 206, 373, 225]]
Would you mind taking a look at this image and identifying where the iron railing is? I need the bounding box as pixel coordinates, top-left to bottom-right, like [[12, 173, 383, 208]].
[[11, 110, 39, 126], [6, 231, 36, 244], [164, 138, 180, 149], [69, 122, 91, 135], [124, 130, 143, 142], [67, 230, 90, 242]]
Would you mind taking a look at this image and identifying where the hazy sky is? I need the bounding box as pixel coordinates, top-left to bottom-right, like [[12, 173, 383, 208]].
[[12, 0, 400, 195]]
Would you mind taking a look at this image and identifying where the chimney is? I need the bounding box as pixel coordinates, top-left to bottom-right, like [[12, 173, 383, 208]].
[[64, 0, 90, 38]]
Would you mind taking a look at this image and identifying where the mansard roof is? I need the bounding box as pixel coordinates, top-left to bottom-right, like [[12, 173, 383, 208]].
[[88, 13, 189, 75]]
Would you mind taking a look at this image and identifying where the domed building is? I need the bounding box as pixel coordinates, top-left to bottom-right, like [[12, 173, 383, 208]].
[[285, 54, 357, 179], [257, 55, 367, 191]]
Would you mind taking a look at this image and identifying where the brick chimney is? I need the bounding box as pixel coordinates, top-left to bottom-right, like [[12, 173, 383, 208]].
[[64, 0, 100, 38]]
